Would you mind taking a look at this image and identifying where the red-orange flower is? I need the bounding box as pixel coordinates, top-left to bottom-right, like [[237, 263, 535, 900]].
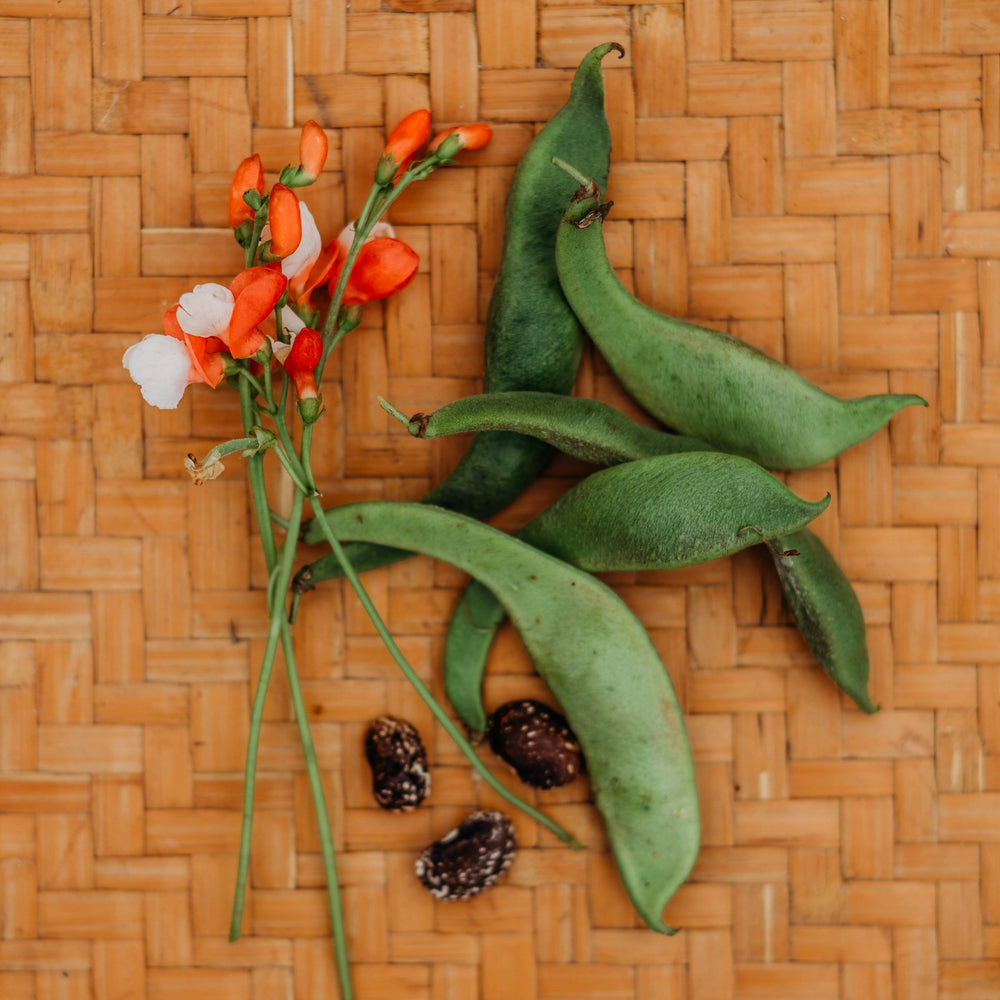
[[229, 154, 265, 227], [227, 266, 288, 357], [428, 122, 493, 156], [268, 185, 302, 258], [163, 306, 229, 387], [299, 121, 328, 181], [336, 237, 419, 306], [287, 224, 418, 314], [123, 307, 229, 410], [282, 327, 323, 400], [380, 109, 432, 182], [289, 238, 344, 309], [173, 267, 287, 360]]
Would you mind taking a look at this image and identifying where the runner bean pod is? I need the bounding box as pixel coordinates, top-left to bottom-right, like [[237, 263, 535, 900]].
[[552, 166, 926, 471], [767, 530, 878, 713], [398, 390, 710, 464], [398, 391, 878, 724], [318, 499, 700, 934], [296, 44, 622, 587]]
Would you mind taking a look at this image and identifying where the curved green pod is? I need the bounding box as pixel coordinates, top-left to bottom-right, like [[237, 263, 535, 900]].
[[400, 391, 710, 464], [766, 530, 878, 713], [318, 499, 699, 935], [443, 582, 510, 737], [514, 454, 829, 571], [297, 44, 622, 575], [409, 391, 878, 726], [552, 170, 926, 471]]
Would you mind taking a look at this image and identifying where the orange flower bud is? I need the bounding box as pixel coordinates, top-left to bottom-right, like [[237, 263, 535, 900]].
[[268, 184, 302, 257], [299, 121, 328, 180], [382, 109, 432, 173], [228, 154, 265, 227], [428, 123, 493, 157]]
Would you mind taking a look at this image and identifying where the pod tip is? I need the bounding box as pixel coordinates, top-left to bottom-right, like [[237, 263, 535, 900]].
[[853, 692, 880, 714]]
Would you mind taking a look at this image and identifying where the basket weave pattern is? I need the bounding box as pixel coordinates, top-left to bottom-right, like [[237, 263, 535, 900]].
[[3, 1, 1000, 997]]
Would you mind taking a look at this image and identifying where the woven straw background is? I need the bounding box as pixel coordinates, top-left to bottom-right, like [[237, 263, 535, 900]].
[[3, 0, 1000, 997]]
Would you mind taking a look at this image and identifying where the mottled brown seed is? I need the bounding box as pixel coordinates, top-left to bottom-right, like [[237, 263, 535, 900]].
[[488, 699, 582, 789], [364, 716, 430, 812], [414, 810, 516, 900]]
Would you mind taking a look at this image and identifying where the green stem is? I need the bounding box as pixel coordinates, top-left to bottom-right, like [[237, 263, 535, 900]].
[[244, 205, 268, 269], [550, 155, 591, 187], [270, 441, 315, 498], [280, 620, 353, 989], [316, 158, 442, 379], [240, 380, 277, 568], [377, 395, 409, 427], [229, 483, 305, 941], [232, 376, 354, 1000], [238, 367, 268, 400], [304, 492, 582, 849]]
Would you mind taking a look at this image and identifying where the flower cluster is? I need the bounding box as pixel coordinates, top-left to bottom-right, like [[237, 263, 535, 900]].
[[118, 108, 492, 1000], [124, 111, 489, 412]]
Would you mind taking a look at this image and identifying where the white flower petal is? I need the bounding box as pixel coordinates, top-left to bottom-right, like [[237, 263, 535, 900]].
[[177, 283, 234, 337], [280, 306, 306, 339], [281, 202, 322, 279], [337, 219, 395, 254], [123, 334, 192, 409]]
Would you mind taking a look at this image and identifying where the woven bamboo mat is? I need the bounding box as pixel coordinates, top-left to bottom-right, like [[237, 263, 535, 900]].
[[3, 0, 1000, 997]]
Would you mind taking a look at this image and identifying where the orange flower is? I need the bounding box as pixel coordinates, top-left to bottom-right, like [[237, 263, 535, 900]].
[[289, 238, 344, 309], [227, 266, 288, 357], [163, 306, 229, 387], [229, 154, 265, 227], [299, 121, 328, 181], [122, 308, 229, 410], [428, 123, 493, 157], [379, 109, 432, 183], [268, 185, 302, 258], [334, 237, 419, 306], [282, 328, 323, 400]]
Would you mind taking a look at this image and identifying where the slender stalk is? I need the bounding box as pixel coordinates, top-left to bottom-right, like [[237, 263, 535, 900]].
[[280, 621, 353, 993], [237, 367, 268, 400], [229, 483, 304, 941], [232, 377, 354, 1000], [240, 379, 277, 568], [317, 156, 443, 378]]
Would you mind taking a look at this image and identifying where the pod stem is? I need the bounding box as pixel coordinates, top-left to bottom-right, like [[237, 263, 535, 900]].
[[379, 395, 428, 437], [551, 155, 592, 187], [378, 395, 408, 426]]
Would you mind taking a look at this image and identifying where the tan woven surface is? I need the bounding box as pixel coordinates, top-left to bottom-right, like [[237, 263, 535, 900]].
[[3, 0, 1000, 996]]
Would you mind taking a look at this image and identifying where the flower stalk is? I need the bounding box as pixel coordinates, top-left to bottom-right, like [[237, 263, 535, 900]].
[[121, 113, 525, 998]]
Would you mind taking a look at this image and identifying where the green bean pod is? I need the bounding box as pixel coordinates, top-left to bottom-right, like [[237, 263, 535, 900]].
[[402, 390, 710, 464], [514, 454, 828, 571], [552, 171, 926, 471], [318, 499, 700, 934], [402, 390, 878, 724], [296, 44, 622, 583], [766, 531, 878, 713]]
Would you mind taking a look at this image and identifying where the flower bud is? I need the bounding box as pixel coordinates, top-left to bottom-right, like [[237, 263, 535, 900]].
[[380, 109, 432, 184], [283, 327, 323, 406], [299, 120, 328, 181], [428, 123, 493, 159], [268, 185, 302, 257], [229, 154, 265, 227]]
